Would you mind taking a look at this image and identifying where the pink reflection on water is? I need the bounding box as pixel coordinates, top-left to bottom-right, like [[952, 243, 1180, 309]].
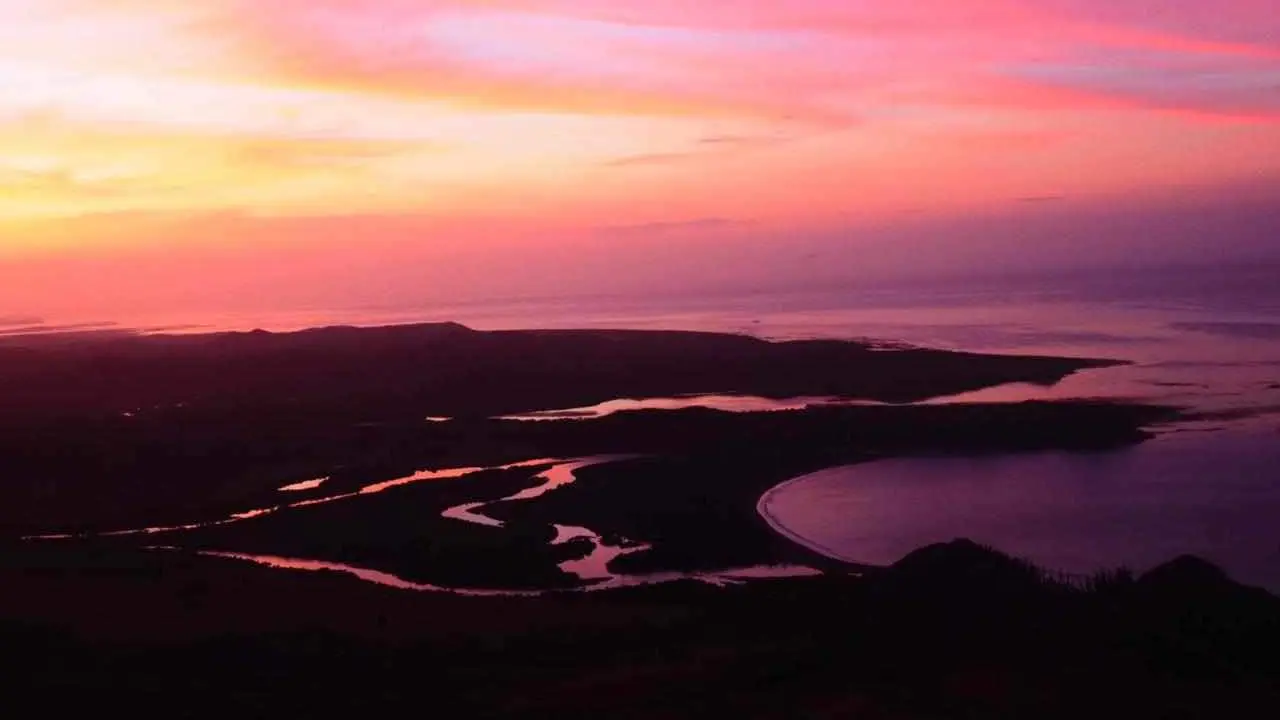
[[170, 455, 820, 594], [441, 502, 502, 528], [440, 456, 635, 528], [757, 428, 1280, 589], [508, 458, 626, 502], [99, 522, 207, 538], [200, 551, 541, 597], [551, 524, 595, 545], [279, 477, 328, 493], [195, 549, 821, 595], [552, 524, 651, 582], [717, 566, 831, 581], [39, 454, 829, 596], [231, 508, 279, 521], [500, 395, 880, 421], [361, 458, 555, 495], [24, 457, 562, 541]]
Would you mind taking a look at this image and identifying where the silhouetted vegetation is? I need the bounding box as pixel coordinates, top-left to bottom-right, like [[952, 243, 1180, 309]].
[[2, 540, 1277, 718]]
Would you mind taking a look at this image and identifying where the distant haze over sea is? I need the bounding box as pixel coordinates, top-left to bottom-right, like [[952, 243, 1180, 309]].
[[9, 258, 1276, 340]]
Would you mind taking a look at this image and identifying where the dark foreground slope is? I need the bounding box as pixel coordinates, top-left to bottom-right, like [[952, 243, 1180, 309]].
[[2, 541, 1277, 719]]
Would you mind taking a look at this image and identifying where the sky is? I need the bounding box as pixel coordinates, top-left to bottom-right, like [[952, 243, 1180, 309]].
[[1, 0, 1278, 322]]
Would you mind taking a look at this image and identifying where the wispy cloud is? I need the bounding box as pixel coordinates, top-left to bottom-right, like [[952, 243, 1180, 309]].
[[603, 132, 793, 169], [598, 217, 742, 236], [602, 152, 698, 168], [698, 135, 762, 145], [1, 0, 1278, 231]]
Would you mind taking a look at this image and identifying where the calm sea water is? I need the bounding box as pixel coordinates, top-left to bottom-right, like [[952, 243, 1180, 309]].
[[760, 428, 1280, 590]]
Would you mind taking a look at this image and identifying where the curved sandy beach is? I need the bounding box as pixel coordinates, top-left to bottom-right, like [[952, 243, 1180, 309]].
[[756, 466, 875, 568]]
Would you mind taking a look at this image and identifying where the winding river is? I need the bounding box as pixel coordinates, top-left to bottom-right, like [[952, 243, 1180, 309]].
[[26, 458, 558, 540], [34, 423, 1280, 595], [184, 454, 821, 595], [31, 455, 819, 594]]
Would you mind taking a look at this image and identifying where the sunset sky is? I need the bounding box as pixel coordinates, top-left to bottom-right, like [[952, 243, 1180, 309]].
[[2, 1, 1279, 321]]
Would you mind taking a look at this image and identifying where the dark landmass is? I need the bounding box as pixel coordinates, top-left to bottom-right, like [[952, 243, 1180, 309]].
[[480, 401, 1173, 579], [147, 400, 1169, 587], [0, 322, 1118, 423], [0, 323, 1131, 537], [3, 540, 1278, 718], [169, 465, 594, 590], [4, 400, 1173, 588], [0, 323, 1170, 591], [7, 321, 1262, 717]]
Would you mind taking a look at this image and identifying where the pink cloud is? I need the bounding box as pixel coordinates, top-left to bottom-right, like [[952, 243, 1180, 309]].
[[198, 0, 1280, 124]]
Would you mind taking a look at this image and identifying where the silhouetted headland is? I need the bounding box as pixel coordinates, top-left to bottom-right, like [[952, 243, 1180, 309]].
[[0, 322, 1120, 421]]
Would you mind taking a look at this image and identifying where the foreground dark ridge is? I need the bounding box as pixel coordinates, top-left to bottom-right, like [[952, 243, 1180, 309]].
[[2, 540, 1276, 718], [0, 322, 1120, 421]]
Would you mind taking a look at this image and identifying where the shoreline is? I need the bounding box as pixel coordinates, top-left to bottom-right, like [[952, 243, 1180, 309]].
[[756, 466, 874, 568]]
